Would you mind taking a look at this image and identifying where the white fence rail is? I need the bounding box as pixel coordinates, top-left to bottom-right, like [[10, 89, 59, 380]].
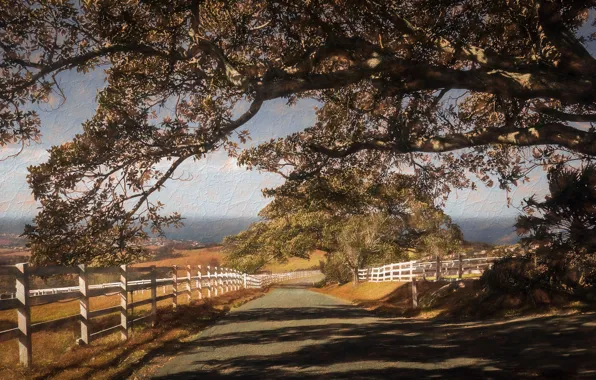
[[0, 263, 321, 367], [358, 257, 499, 282]]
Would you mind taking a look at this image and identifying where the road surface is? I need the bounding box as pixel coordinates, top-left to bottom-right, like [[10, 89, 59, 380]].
[[152, 281, 596, 379]]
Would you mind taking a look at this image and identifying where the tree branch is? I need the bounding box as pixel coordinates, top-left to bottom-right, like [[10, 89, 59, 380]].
[[535, 106, 596, 123], [308, 123, 596, 157]]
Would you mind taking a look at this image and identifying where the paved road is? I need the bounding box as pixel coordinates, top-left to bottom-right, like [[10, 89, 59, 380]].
[[153, 282, 596, 379]]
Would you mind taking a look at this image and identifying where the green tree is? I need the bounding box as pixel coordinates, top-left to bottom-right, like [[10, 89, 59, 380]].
[[0, 1, 593, 263]]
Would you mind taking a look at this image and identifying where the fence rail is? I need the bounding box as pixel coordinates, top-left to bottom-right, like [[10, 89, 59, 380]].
[[0, 263, 321, 367], [358, 256, 499, 282]]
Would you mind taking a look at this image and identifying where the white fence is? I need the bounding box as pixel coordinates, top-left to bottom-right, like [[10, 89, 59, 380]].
[[358, 256, 498, 282], [0, 263, 321, 367]]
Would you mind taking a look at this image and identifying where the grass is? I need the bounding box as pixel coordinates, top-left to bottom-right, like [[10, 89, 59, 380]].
[[0, 288, 265, 380], [314, 279, 595, 321], [262, 250, 326, 272], [313, 281, 405, 302], [134, 246, 226, 268]]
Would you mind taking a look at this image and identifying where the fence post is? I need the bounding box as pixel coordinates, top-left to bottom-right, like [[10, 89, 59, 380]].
[[172, 265, 178, 309], [215, 267, 220, 296], [243, 273, 247, 289], [409, 261, 413, 281], [151, 265, 157, 327], [458, 252, 463, 280], [186, 265, 192, 302], [436, 255, 441, 281], [197, 265, 203, 299], [412, 278, 418, 308], [78, 264, 90, 345], [207, 266, 212, 298], [16, 263, 32, 367], [120, 265, 129, 341]]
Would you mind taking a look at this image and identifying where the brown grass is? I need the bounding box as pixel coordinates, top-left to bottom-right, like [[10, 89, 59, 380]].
[[262, 250, 326, 272], [314, 279, 595, 320], [134, 246, 226, 268], [0, 288, 265, 380]]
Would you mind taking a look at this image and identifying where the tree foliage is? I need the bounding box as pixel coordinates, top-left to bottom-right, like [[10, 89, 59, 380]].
[[516, 163, 596, 286], [0, 1, 594, 263]]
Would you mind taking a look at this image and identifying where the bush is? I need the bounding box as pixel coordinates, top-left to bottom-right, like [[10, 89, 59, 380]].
[[320, 254, 352, 284], [481, 256, 552, 295]]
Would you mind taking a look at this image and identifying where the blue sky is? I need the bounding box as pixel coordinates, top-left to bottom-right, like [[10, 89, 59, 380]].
[[0, 68, 550, 244]]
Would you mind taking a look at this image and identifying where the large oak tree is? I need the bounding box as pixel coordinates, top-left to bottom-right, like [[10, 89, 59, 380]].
[[1, 0, 595, 264]]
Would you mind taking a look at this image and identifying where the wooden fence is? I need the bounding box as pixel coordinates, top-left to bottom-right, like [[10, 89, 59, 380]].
[[0, 263, 320, 367], [358, 256, 499, 282]]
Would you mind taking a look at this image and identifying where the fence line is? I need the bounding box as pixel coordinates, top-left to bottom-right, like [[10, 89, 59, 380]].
[[358, 256, 499, 282], [0, 263, 321, 367]]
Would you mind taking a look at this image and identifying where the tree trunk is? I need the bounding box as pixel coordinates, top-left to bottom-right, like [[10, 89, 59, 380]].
[[352, 268, 360, 287]]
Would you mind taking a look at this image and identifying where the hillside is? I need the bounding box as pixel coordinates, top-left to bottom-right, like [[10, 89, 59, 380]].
[[261, 250, 326, 273]]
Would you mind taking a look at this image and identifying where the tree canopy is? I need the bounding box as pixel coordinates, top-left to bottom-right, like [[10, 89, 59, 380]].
[[516, 163, 596, 285], [1, 0, 595, 264]]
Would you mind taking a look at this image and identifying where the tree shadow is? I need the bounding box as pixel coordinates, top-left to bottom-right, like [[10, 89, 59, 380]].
[[151, 288, 596, 379]]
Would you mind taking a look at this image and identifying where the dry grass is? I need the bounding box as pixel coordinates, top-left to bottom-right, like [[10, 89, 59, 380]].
[[313, 279, 595, 320], [313, 281, 405, 303], [0, 288, 265, 380], [134, 246, 226, 268], [262, 250, 326, 272]]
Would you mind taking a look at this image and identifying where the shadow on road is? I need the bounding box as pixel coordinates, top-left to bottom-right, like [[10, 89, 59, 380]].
[[150, 288, 596, 379]]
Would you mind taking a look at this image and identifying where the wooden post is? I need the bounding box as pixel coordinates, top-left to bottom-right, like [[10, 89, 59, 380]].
[[186, 265, 192, 302], [436, 255, 441, 281], [120, 265, 129, 341], [458, 252, 463, 280], [243, 273, 247, 289], [151, 265, 157, 327], [214, 267, 219, 296], [409, 262, 413, 281], [172, 265, 178, 309], [16, 263, 32, 366], [224, 268, 229, 293], [206, 266, 212, 298], [79, 264, 90, 345], [411, 278, 418, 309], [197, 265, 203, 299]]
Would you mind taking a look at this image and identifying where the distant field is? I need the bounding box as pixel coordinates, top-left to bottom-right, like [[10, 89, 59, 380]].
[[134, 246, 226, 269], [262, 250, 326, 272]]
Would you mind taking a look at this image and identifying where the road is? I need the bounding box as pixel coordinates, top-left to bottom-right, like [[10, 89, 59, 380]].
[[152, 280, 596, 379]]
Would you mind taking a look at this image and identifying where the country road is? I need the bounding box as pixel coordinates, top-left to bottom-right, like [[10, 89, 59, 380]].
[[152, 280, 596, 379]]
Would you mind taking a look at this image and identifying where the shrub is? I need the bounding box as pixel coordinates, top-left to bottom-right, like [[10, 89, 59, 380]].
[[481, 255, 552, 295], [320, 253, 352, 284]]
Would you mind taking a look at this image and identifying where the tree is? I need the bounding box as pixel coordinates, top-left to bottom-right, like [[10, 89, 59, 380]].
[[336, 214, 399, 285], [1, 1, 594, 263], [417, 212, 463, 280], [516, 163, 596, 287]]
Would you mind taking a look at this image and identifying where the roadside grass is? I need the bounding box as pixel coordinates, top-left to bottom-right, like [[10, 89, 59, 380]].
[[0, 288, 265, 380], [314, 281, 405, 302], [314, 279, 595, 321], [262, 250, 326, 272]]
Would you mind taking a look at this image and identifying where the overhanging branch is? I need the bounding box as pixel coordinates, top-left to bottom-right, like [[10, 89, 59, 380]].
[[308, 123, 596, 157]]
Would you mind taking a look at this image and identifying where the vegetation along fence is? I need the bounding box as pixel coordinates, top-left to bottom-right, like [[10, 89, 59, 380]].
[[358, 256, 499, 282], [0, 263, 321, 367]]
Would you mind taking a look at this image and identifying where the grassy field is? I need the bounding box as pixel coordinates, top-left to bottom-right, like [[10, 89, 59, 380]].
[[261, 250, 325, 272], [134, 246, 226, 268]]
